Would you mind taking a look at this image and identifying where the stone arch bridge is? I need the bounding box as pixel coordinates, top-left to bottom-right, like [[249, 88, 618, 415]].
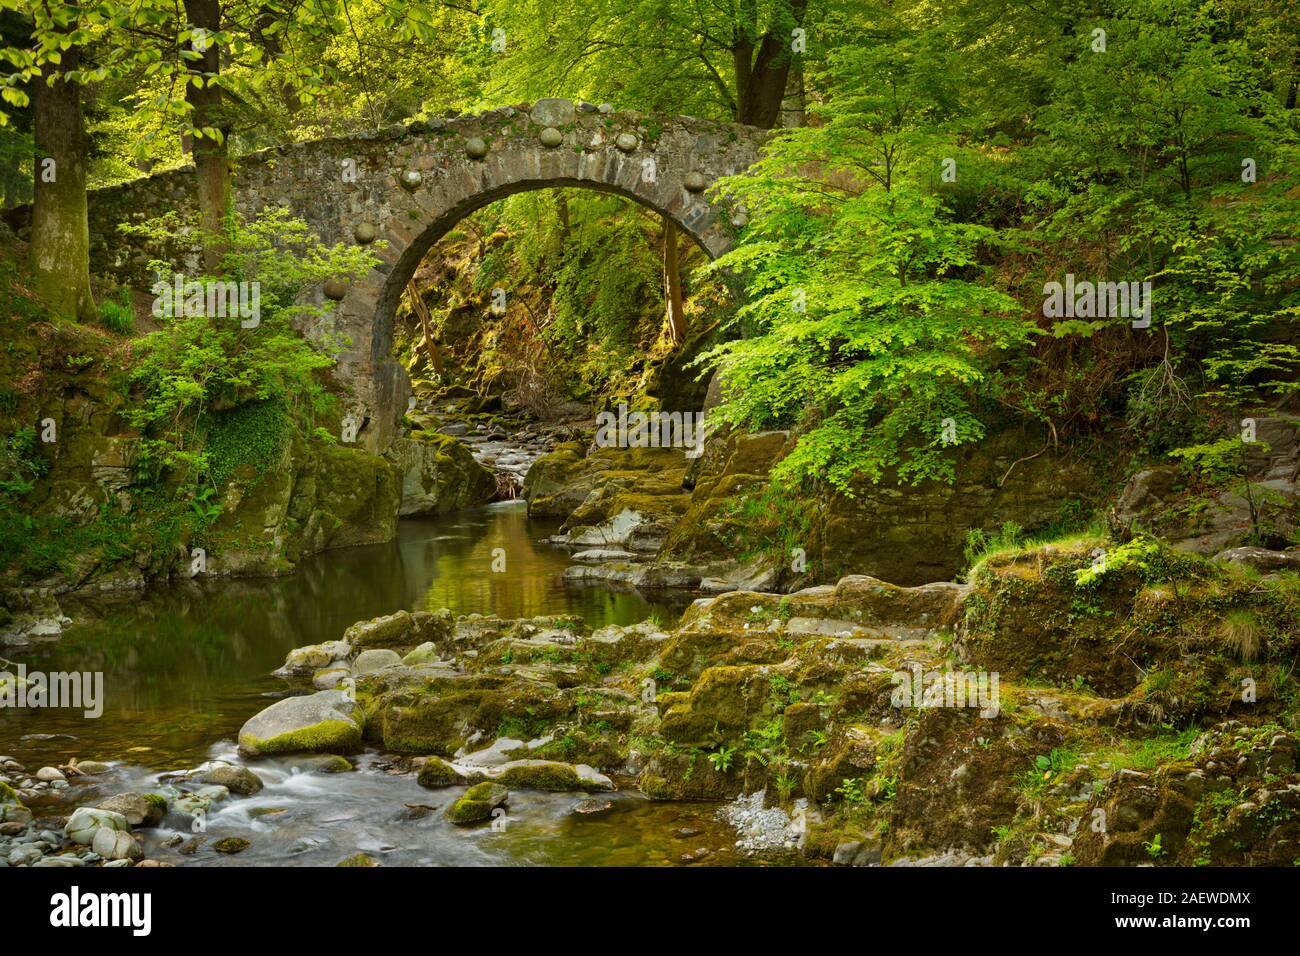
[[13, 99, 766, 452]]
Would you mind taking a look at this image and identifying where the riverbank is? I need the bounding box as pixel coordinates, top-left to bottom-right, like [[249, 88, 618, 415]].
[[12, 528, 1296, 869]]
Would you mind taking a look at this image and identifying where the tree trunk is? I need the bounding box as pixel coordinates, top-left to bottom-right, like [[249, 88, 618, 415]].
[[663, 217, 686, 345], [556, 190, 570, 242], [30, 43, 94, 321], [733, 0, 808, 129], [184, 0, 230, 271], [407, 280, 443, 377], [781, 59, 806, 128]]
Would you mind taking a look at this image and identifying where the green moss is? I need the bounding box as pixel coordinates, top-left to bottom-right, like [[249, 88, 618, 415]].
[[144, 793, 169, 813], [416, 756, 460, 788], [495, 762, 588, 791], [638, 773, 671, 800], [445, 782, 508, 824], [238, 718, 362, 756]]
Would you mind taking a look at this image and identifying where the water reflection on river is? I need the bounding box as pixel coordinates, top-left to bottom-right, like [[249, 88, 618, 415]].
[[1, 503, 785, 867], [2, 502, 684, 772]]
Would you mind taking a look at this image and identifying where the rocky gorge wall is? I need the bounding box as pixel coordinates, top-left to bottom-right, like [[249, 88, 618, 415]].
[[523, 421, 1111, 589]]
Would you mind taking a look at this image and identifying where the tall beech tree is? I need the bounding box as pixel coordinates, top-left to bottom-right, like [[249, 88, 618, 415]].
[[30, 38, 94, 320], [1, 2, 97, 320], [182, 0, 229, 268]]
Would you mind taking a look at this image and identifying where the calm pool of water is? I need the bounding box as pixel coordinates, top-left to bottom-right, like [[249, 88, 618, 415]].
[[2, 502, 684, 772]]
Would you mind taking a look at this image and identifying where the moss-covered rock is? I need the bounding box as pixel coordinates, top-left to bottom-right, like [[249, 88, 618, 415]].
[[389, 433, 497, 516], [337, 852, 379, 867], [237, 690, 365, 757], [206, 437, 401, 577], [522, 442, 597, 518], [445, 782, 509, 825], [492, 759, 613, 791], [416, 756, 463, 788]]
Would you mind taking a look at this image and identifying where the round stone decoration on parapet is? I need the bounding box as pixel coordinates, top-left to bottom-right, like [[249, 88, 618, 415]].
[[353, 222, 377, 244], [615, 132, 638, 153], [539, 127, 564, 148], [530, 98, 576, 127], [465, 137, 489, 160], [730, 207, 749, 229], [323, 279, 348, 301], [683, 171, 709, 193], [399, 169, 422, 190]]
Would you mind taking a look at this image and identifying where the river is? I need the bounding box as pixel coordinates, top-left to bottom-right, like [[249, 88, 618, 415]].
[[1, 502, 791, 866]]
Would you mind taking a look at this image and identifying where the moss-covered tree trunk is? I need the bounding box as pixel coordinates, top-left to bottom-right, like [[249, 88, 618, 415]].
[[184, 0, 230, 271], [663, 217, 686, 345], [29, 43, 94, 321]]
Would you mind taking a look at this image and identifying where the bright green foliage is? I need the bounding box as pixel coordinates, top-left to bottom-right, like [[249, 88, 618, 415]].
[[435, 189, 694, 401], [0, 424, 44, 497], [479, 0, 824, 122], [701, 33, 1031, 493], [97, 286, 134, 334], [121, 209, 377, 482]]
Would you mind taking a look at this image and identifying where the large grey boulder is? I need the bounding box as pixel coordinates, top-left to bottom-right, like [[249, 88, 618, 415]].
[[237, 690, 364, 757], [1212, 546, 1300, 572], [530, 98, 575, 127]]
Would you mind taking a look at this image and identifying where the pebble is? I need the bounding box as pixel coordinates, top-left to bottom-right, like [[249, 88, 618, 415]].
[[719, 792, 802, 853], [7, 845, 43, 866]]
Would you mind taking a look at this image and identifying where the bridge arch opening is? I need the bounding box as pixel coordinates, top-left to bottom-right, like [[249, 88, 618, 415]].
[[384, 182, 734, 436], [372, 175, 729, 373]]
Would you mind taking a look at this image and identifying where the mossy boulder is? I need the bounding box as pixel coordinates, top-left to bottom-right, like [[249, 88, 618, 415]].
[[658, 665, 775, 747], [445, 782, 509, 825], [402, 641, 441, 665], [237, 690, 365, 757], [213, 837, 251, 854], [637, 751, 744, 800], [206, 438, 401, 576], [416, 756, 463, 788], [274, 640, 351, 677], [492, 759, 613, 792], [344, 610, 418, 649], [287, 754, 353, 773], [198, 764, 264, 796], [390, 433, 497, 516], [956, 537, 1300, 713], [344, 608, 452, 651], [523, 443, 596, 518]]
